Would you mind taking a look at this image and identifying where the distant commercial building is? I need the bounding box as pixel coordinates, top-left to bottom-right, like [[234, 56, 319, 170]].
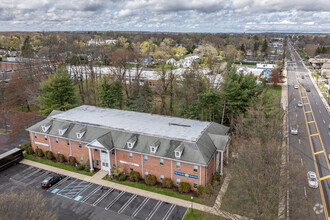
[[27, 105, 230, 189]]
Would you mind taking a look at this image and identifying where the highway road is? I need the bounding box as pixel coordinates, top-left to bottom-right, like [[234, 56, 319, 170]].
[[287, 42, 330, 220]]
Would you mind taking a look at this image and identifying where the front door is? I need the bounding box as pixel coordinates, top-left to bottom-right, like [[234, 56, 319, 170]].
[[100, 150, 109, 171]]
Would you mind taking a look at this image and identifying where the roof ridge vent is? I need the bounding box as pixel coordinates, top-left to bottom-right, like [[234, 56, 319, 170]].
[[168, 123, 191, 128]]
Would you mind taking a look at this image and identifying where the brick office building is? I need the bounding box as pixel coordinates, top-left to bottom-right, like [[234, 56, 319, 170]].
[[27, 105, 230, 189]]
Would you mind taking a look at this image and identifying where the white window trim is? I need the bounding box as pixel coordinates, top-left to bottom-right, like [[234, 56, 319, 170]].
[[127, 141, 136, 149], [160, 174, 164, 181], [176, 162, 180, 169], [193, 165, 198, 172], [160, 158, 164, 165], [76, 131, 86, 139], [144, 155, 148, 162], [175, 150, 182, 159], [58, 128, 68, 136], [41, 125, 51, 132], [129, 152, 133, 159], [176, 178, 181, 184], [193, 182, 198, 189]]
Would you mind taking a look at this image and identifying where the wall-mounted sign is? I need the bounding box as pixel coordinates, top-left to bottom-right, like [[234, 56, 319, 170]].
[[119, 160, 139, 167], [35, 142, 49, 147], [174, 171, 198, 179]]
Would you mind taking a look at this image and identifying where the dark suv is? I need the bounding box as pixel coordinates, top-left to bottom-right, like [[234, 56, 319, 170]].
[[41, 175, 62, 188]]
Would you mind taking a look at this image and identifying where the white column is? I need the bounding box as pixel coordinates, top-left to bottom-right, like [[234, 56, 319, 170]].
[[107, 150, 111, 176], [88, 148, 94, 172], [216, 152, 220, 172], [220, 151, 224, 175]]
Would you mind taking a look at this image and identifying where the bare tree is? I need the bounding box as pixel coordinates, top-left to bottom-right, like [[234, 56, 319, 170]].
[[0, 189, 57, 220]]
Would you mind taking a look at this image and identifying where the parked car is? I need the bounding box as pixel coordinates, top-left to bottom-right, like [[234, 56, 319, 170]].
[[307, 171, 318, 188], [298, 101, 303, 107], [306, 88, 311, 92], [290, 128, 298, 135], [41, 175, 62, 188], [301, 75, 305, 79], [294, 85, 298, 89]]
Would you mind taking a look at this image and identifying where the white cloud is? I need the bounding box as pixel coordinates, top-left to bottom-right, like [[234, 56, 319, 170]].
[[0, 0, 329, 32]]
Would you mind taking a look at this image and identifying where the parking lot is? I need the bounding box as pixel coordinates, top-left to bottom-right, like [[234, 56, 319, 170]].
[[0, 164, 187, 220]]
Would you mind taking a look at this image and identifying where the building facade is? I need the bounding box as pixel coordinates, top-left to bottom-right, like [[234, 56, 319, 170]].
[[27, 105, 230, 190]]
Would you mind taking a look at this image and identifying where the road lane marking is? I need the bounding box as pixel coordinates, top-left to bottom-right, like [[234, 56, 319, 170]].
[[305, 111, 312, 113], [323, 120, 326, 124], [299, 139, 301, 144], [315, 151, 324, 155], [320, 175, 330, 181], [320, 110, 322, 113], [295, 73, 329, 219], [310, 133, 319, 137], [301, 158, 303, 166], [304, 186, 307, 197], [308, 121, 315, 124]]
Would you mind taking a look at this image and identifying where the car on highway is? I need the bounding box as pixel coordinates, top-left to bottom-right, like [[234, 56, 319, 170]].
[[290, 128, 298, 135], [294, 85, 299, 89], [301, 75, 305, 79], [307, 171, 318, 188], [297, 101, 303, 107], [41, 175, 62, 188], [306, 88, 311, 92]]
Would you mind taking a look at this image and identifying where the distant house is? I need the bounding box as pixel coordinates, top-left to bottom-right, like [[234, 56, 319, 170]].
[[246, 49, 253, 56], [87, 39, 118, 46], [166, 54, 199, 68], [166, 58, 177, 66], [321, 63, 330, 77], [140, 56, 157, 66]]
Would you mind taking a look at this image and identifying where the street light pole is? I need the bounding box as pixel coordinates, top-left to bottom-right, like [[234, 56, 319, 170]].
[[191, 196, 193, 212]]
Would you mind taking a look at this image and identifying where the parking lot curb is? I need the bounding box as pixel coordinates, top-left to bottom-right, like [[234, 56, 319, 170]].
[[20, 159, 247, 219]]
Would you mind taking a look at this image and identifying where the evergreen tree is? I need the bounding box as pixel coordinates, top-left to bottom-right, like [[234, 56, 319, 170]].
[[21, 36, 33, 57], [127, 83, 153, 113], [99, 78, 123, 109], [240, 43, 246, 53], [39, 66, 77, 115], [261, 39, 268, 53]]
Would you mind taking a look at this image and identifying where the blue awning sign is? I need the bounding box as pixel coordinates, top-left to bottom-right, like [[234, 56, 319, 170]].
[[174, 171, 198, 179]]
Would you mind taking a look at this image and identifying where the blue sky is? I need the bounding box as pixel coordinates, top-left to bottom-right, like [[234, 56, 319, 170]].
[[0, 0, 329, 33]]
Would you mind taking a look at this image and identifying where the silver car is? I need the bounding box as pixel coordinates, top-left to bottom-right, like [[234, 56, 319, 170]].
[[294, 85, 299, 89], [290, 128, 298, 135], [298, 101, 303, 107], [307, 171, 318, 188]]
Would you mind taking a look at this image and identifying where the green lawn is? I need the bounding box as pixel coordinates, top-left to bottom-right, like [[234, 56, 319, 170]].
[[103, 176, 221, 206], [0, 128, 9, 134], [23, 153, 94, 176], [183, 208, 228, 220]]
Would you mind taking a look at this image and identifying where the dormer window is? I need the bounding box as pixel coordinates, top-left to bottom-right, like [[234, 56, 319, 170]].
[[41, 124, 51, 132], [58, 125, 69, 136], [174, 143, 184, 159], [76, 131, 86, 139], [58, 128, 67, 136], [127, 135, 137, 149], [150, 140, 160, 154]]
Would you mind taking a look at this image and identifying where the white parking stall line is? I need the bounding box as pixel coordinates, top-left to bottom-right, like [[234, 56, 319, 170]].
[[105, 191, 125, 210], [146, 201, 163, 220], [57, 179, 78, 194], [93, 188, 114, 206], [163, 204, 176, 220], [20, 168, 41, 182], [304, 186, 307, 197], [118, 194, 137, 214], [299, 139, 301, 145], [81, 185, 102, 203], [47, 176, 70, 192], [132, 197, 149, 217], [319, 110, 321, 113], [301, 158, 303, 166], [323, 120, 325, 124]]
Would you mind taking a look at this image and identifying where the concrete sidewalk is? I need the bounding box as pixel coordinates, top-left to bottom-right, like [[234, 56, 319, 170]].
[[21, 159, 246, 219]]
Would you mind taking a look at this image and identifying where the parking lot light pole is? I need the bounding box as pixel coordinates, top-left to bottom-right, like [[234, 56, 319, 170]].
[[191, 196, 193, 212]]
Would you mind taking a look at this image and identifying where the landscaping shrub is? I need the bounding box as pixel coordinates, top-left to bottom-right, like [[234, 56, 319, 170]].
[[145, 174, 157, 186], [129, 171, 141, 182], [76, 164, 84, 170], [212, 173, 220, 183], [196, 185, 205, 197], [162, 178, 173, 188], [119, 174, 126, 181], [205, 184, 213, 195], [17, 142, 31, 150], [178, 182, 191, 193], [56, 154, 66, 163], [85, 160, 91, 172], [68, 156, 77, 166], [111, 166, 123, 178], [46, 151, 54, 160], [35, 148, 44, 157], [26, 146, 34, 155]]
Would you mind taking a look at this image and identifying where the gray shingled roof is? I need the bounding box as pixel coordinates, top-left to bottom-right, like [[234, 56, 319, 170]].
[[27, 106, 230, 165]]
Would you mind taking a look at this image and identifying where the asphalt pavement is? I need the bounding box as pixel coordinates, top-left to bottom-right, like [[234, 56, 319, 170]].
[[287, 42, 330, 220]]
